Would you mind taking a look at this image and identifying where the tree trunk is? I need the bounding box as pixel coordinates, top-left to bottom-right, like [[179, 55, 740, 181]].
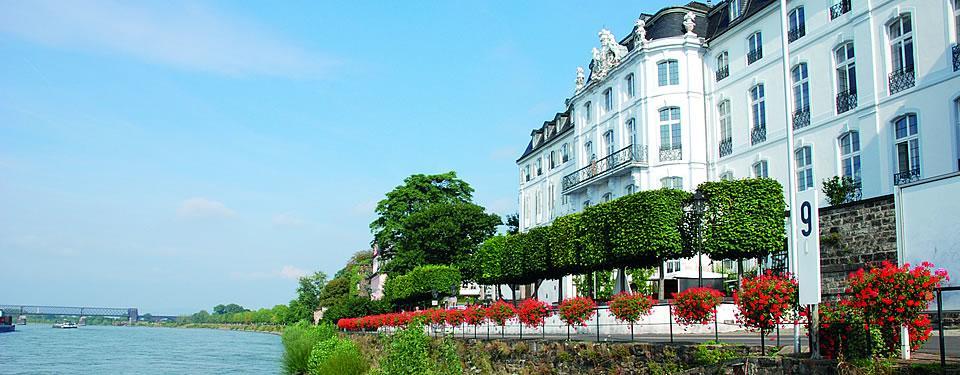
[[658, 262, 666, 300], [533, 280, 543, 300], [496, 285, 501, 301], [557, 276, 564, 305], [737, 259, 744, 290], [591, 272, 598, 299], [510, 284, 518, 306]]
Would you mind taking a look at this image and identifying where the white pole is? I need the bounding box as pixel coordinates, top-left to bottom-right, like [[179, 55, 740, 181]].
[[776, 0, 802, 354]]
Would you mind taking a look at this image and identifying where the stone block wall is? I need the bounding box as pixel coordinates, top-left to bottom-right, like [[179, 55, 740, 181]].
[[817, 194, 898, 298]]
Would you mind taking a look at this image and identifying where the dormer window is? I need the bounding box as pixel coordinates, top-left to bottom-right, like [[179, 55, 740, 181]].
[[730, 0, 741, 20]]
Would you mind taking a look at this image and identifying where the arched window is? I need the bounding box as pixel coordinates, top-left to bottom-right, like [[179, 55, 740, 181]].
[[659, 107, 682, 161], [795, 146, 814, 191], [839, 131, 861, 183], [547, 184, 556, 219], [602, 192, 613, 203], [524, 164, 531, 182], [536, 157, 542, 176], [719, 100, 732, 157], [661, 176, 683, 190], [887, 14, 915, 93], [657, 60, 679, 86], [625, 74, 635, 98], [750, 84, 767, 144], [791, 63, 810, 129], [549, 150, 557, 169], [893, 113, 920, 184], [584, 101, 592, 121], [748, 32, 763, 64], [625, 184, 636, 195], [561, 143, 570, 163], [788, 7, 806, 42], [603, 130, 615, 157], [835, 42, 857, 113], [627, 118, 637, 147], [720, 172, 734, 181], [753, 160, 769, 178], [585, 141, 595, 162]]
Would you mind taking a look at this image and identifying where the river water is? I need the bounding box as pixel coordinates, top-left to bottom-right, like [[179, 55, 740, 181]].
[[0, 324, 283, 374]]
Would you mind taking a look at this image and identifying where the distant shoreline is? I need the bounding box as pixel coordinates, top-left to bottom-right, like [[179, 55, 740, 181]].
[[134, 322, 283, 336]]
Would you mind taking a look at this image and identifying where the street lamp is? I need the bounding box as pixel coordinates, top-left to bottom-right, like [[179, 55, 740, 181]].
[[685, 191, 708, 288]]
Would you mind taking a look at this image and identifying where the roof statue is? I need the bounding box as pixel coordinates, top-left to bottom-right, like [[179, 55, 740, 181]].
[[634, 18, 648, 47], [684, 11, 697, 36], [575, 67, 585, 92], [588, 29, 628, 82]]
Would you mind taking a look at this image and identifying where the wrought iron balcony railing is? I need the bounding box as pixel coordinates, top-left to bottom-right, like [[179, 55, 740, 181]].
[[953, 44, 959, 72], [788, 26, 805, 43], [659, 146, 682, 162], [830, 0, 851, 20], [719, 138, 733, 158], [836, 89, 857, 114], [561, 145, 647, 191], [893, 168, 920, 185], [888, 67, 915, 95], [715, 66, 729, 81], [792, 107, 811, 130], [747, 48, 763, 65], [751, 127, 767, 145]]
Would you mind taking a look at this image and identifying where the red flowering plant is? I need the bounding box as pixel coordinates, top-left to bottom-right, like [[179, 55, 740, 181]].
[[485, 300, 517, 326], [672, 287, 724, 326], [463, 305, 487, 327], [817, 301, 883, 360], [734, 272, 799, 333], [609, 292, 657, 324], [517, 299, 552, 328], [558, 296, 597, 327], [428, 308, 447, 327], [337, 317, 357, 331], [445, 309, 464, 327]]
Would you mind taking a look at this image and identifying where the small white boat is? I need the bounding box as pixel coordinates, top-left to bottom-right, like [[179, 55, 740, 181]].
[[53, 320, 78, 329]]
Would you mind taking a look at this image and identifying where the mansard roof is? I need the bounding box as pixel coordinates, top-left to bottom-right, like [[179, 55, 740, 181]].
[[705, 0, 777, 41], [517, 109, 573, 162], [621, 2, 711, 51]]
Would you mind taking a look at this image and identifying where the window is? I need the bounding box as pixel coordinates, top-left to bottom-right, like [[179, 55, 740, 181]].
[[888, 14, 915, 73], [666, 259, 681, 273], [583, 200, 591, 209], [954, 0, 960, 43], [750, 84, 767, 144], [625, 184, 635, 195], [835, 42, 857, 113], [753, 160, 769, 178], [627, 118, 637, 147], [720, 172, 734, 181], [719, 100, 732, 141], [585, 141, 595, 162], [716, 51, 729, 81], [524, 164, 531, 182], [603, 130, 615, 157], [748, 32, 763, 64], [661, 176, 683, 190], [625, 74, 635, 98], [548, 184, 555, 218], [561, 143, 570, 163], [584, 102, 592, 121], [956, 99, 960, 167], [657, 60, 679, 86], [788, 7, 806, 42], [894, 114, 920, 183], [536, 158, 542, 176], [534, 191, 540, 222], [549, 150, 557, 169], [792, 63, 810, 111], [603, 88, 613, 112], [602, 192, 613, 202], [730, 0, 741, 20], [795, 146, 814, 191], [839, 131, 862, 182], [659, 107, 681, 150]]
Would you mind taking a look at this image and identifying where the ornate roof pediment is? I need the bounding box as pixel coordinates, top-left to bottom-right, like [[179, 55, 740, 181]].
[[581, 29, 628, 91]]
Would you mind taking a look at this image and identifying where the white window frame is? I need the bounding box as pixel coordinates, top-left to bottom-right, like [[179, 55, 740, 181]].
[[717, 51, 729, 70], [549, 150, 557, 169], [602, 192, 613, 203], [894, 113, 921, 176], [753, 160, 769, 178], [792, 63, 810, 111], [585, 141, 595, 162], [603, 130, 615, 157], [666, 259, 681, 273], [625, 184, 635, 195], [661, 176, 683, 190], [603, 88, 613, 112], [750, 84, 766, 131], [835, 42, 856, 94], [584, 101, 592, 122], [748, 32, 763, 63], [657, 60, 679, 86], [720, 172, 734, 181], [659, 107, 682, 151], [795, 146, 814, 191], [954, 0, 960, 43], [888, 14, 915, 73], [788, 7, 805, 39], [625, 74, 635, 98], [839, 131, 862, 183], [536, 157, 542, 176], [730, 0, 741, 20], [561, 143, 570, 163], [718, 100, 732, 141], [627, 118, 637, 147]]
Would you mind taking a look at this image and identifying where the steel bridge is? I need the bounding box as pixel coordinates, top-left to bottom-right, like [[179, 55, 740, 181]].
[[0, 304, 139, 322]]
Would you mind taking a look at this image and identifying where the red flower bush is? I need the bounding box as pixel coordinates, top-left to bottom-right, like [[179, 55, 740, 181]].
[[463, 305, 486, 326], [428, 308, 447, 326], [444, 309, 464, 326], [673, 287, 723, 326], [485, 300, 517, 326], [558, 296, 597, 327], [517, 299, 552, 327], [609, 292, 657, 324], [337, 317, 358, 331], [735, 272, 798, 332]]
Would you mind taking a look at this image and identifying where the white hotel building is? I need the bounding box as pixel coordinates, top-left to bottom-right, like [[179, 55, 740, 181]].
[[516, 0, 960, 301]]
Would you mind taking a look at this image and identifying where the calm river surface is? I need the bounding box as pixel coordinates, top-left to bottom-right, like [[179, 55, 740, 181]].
[[0, 324, 282, 374]]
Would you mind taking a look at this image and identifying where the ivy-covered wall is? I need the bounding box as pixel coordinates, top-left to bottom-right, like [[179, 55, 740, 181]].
[[819, 194, 897, 297]]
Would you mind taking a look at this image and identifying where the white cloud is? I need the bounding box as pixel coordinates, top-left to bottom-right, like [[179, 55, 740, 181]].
[[177, 197, 236, 218], [272, 213, 306, 228], [0, 0, 335, 78], [279, 265, 308, 280]]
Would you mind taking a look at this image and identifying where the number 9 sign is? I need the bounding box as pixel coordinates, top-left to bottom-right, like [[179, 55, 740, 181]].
[[794, 189, 821, 305]]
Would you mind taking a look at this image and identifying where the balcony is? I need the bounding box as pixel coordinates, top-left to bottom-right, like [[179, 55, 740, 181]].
[[836, 89, 857, 114], [719, 138, 733, 158], [747, 48, 763, 65], [953, 44, 959, 72], [751, 127, 767, 145], [829, 0, 851, 20], [787, 26, 805, 43], [792, 107, 810, 130], [888, 67, 915, 95], [659, 146, 682, 162], [561, 145, 647, 191], [715, 66, 729, 81], [893, 169, 920, 185]]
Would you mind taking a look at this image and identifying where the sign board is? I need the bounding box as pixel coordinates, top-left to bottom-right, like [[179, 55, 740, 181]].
[[794, 188, 821, 305]]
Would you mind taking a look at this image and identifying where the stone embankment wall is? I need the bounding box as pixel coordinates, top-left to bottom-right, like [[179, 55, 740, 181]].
[[817, 194, 898, 298]]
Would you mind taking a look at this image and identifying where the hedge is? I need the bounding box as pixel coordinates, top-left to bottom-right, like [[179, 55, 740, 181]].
[[549, 213, 583, 275], [610, 188, 691, 269], [383, 264, 461, 304], [697, 178, 786, 261]]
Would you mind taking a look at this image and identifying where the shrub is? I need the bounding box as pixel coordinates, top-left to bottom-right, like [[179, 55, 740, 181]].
[[427, 309, 447, 327], [609, 292, 656, 324], [516, 299, 551, 328], [485, 300, 517, 326], [609, 189, 691, 269], [281, 322, 337, 375], [558, 296, 597, 327], [378, 323, 433, 375], [383, 265, 462, 305], [673, 287, 723, 326], [444, 309, 464, 327], [697, 178, 786, 261], [693, 341, 739, 367], [307, 336, 367, 375], [463, 305, 486, 326], [817, 301, 883, 360], [822, 176, 858, 206], [735, 272, 798, 332]]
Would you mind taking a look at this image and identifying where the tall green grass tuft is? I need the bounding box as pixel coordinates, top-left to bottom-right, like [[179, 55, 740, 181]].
[[281, 322, 337, 375], [307, 336, 368, 375], [375, 323, 461, 375]]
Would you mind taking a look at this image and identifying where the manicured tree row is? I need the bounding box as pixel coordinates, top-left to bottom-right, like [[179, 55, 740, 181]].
[[382, 264, 461, 305], [694, 178, 786, 264]]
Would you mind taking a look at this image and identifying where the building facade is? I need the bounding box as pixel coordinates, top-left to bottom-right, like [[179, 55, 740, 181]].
[[516, 0, 960, 301]]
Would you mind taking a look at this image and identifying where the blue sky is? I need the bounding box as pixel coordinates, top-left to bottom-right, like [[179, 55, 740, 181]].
[[0, 0, 677, 314]]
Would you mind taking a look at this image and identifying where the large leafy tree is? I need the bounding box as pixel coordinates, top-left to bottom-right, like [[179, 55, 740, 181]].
[[213, 303, 247, 315], [389, 202, 500, 277], [287, 271, 327, 322], [370, 172, 474, 258]]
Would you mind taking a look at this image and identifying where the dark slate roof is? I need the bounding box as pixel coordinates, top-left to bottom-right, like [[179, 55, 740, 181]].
[[705, 0, 777, 40], [621, 2, 711, 51], [517, 109, 574, 162]]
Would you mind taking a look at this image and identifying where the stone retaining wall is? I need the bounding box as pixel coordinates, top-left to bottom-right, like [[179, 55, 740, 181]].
[[817, 194, 898, 298]]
